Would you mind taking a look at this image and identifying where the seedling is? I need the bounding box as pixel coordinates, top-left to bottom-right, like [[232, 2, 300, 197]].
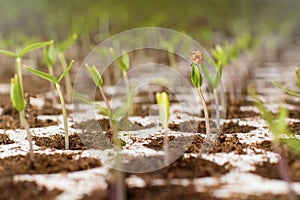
[[249, 87, 299, 199], [0, 40, 54, 94], [109, 48, 130, 91], [56, 33, 78, 101], [189, 55, 211, 137], [0, 40, 53, 125], [273, 67, 300, 98], [156, 91, 170, 165], [25, 60, 75, 150], [85, 63, 134, 133], [10, 74, 34, 161], [211, 42, 238, 67]]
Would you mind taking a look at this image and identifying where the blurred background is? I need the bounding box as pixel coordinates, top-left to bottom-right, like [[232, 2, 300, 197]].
[[0, 0, 299, 49]]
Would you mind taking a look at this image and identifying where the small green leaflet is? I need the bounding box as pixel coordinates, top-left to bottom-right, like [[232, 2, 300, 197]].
[[10, 74, 26, 111], [191, 64, 202, 89], [85, 63, 103, 88], [18, 40, 53, 58]]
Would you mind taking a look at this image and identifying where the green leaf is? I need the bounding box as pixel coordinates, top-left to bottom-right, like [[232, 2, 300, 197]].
[[24, 65, 58, 84], [42, 44, 56, 68], [200, 63, 214, 87], [156, 92, 170, 126], [57, 33, 78, 52], [10, 74, 26, 111], [0, 49, 17, 58], [58, 60, 75, 83], [18, 40, 53, 58], [213, 61, 223, 88], [273, 80, 300, 98], [85, 63, 103, 88], [114, 90, 134, 118], [120, 51, 130, 72], [191, 64, 202, 88]]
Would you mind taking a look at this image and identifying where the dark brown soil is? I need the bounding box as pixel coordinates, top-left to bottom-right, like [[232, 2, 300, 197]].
[[252, 144, 300, 181], [80, 187, 108, 200], [127, 155, 228, 181], [288, 109, 300, 119], [288, 121, 300, 134], [127, 185, 216, 200], [250, 140, 273, 152], [0, 153, 101, 175], [34, 134, 87, 150], [0, 134, 14, 145], [168, 121, 257, 134], [0, 100, 57, 129], [83, 184, 297, 200], [0, 176, 62, 200], [222, 121, 257, 133]]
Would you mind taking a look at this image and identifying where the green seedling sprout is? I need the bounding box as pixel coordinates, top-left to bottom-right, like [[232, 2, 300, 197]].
[[56, 33, 78, 102], [85, 63, 114, 129], [0, 40, 53, 125], [273, 67, 300, 98], [249, 87, 299, 199], [109, 48, 130, 91], [156, 91, 170, 165], [191, 51, 223, 131], [190, 55, 211, 137], [156, 92, 170, 129], [42, 43, 57, 105], [10, 74, 34, 161], [211, 42, 238, 67], [25, 60, 75, 150]]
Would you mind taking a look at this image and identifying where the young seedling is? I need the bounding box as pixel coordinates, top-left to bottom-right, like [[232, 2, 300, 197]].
[[10, 74, 34, 161], [189, 55, 211, 138], [191, 50, 223, 131], [25, 60, 75, 150], [0, 40, 53, 125], [56, 33, 78, 101], [273, 67, 300, 98], [85, 63, 114, 129], [249, 87, 297, 199], [0, 40, 54, 94], [109, 48, 130, 91], [156, 91, 170, 165]]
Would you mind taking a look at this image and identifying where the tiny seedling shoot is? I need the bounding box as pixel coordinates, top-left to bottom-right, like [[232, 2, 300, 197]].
[[156, 91, 170, 164], [85, 63, 114, 129], [25, 60, 75, 150], [190, 52, 211, 137], [249, 87, 297, 199], [10, 74, 34, 161], [0, 40, 53, 125], [191, 50, 223, 131]]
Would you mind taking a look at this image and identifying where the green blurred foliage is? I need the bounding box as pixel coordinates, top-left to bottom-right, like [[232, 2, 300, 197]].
[[0, 0, 299, 47]]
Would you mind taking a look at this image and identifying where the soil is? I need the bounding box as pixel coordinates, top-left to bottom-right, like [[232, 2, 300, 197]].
[[0, 176, 62, 200], [288, 121, 300, 134], [126, 155, 228, 181], [0, 134, 14, 145], [0, 153, 101, 175], [144, 121, 254, 154], [34, 134, 87, 150], [0, 100, 57, 129], [252, 143, 300, 181]]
